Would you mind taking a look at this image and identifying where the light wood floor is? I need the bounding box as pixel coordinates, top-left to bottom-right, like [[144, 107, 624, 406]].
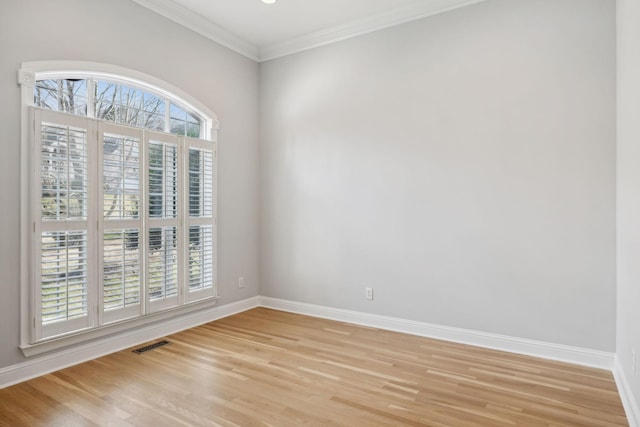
[[0, 308, 628, 426]]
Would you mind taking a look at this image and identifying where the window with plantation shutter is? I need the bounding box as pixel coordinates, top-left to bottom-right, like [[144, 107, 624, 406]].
[[30, 105, 216, 342], [20, 63, 218, 353]]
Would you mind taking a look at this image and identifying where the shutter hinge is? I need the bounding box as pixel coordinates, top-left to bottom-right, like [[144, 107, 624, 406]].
[[33, 317, 36, 329]]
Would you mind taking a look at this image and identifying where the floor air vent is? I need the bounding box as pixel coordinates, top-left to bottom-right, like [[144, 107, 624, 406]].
[[133, 340, 170, 354]]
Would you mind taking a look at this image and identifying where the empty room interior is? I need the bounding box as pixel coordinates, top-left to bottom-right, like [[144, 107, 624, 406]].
[[1, 0, 639, 425]]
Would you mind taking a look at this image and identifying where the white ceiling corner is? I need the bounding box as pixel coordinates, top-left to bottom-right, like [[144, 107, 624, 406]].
[[259, 0, 486, 61], [130, 0, 486, 62], [130, 0, 261, 60]]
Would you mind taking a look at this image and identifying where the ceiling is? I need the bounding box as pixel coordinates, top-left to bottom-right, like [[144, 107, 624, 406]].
[[130, 0, 485, 62]]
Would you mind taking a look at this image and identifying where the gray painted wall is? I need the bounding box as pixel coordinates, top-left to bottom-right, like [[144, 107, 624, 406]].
[[617, 0, 640, 410], [0, 0, 260, 369], [0, 0, 624, 380], [259, 0, 617, 351]]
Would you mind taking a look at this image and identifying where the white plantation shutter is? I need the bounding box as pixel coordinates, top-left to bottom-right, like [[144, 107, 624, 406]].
[[34, 109, 96, 340], [39, 231, 90, 338], [148, 226, 179, 310], [31, 107, 216, 342], [147, 132, 181, 312], [102, 229, 141, 314], [188, 224, 214, 291], [99, 124, 144, 324], [39, 122, 89, 220], [185, 138, 216, 302]]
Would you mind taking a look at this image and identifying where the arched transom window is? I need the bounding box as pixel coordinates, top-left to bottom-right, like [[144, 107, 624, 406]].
[[33, 77, 205, 138]]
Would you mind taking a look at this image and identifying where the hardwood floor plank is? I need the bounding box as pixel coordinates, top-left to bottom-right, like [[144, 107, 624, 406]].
[[0, 308, 628, 426]]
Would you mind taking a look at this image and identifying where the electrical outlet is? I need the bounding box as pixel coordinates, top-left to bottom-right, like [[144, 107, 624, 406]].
[[633, 349, 637, 374], [239, 277, 245, 289], [365, 287, 373, 300]]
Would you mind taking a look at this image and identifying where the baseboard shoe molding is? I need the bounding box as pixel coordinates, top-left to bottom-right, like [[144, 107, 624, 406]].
[[613, 357, 640, 427], [0, 296, 260, 390], [258, 297, 615, 370]]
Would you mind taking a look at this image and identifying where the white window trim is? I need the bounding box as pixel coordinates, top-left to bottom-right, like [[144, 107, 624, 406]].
[[18, 61, 220, 357]]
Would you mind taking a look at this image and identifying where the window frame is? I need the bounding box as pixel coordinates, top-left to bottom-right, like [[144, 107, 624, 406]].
[[19, 61, 219, 356]]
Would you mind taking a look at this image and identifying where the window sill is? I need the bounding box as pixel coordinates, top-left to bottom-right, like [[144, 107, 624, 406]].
[[20, 297, 219, 358]]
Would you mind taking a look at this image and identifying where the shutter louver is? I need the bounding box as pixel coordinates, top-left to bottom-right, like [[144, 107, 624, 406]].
[[149, 141, 178, 219], [40, 123, 88, 220], [103, 133, 140, 220], [149, 226, 178, 300], [188, 225, 213, 291], [189, 148, 214, 218], [103, 229, 141, 311], [41, 231, 88, 322]]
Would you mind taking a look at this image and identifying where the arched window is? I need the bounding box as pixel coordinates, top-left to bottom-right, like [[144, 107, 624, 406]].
[[33, 77, 205, 137], [19, 62, 218, 352]]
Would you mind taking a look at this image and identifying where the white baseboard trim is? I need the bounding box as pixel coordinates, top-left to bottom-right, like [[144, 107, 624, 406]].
[[0, 296, 260, 390], [0, 295, 619, 394], [258, 297, 615, 370], [613, 357, 640, 427]]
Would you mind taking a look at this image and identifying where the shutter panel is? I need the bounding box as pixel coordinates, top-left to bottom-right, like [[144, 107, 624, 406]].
[[40, 231, 89, 328], [188, 146, 214, 217], [40, 122, 88, 220], [99, 124, 144, 324], [148, 226, 179, 302], [34, 109, 96, 340], [147, 132, 181, 312], [188, 225, 214, 291], [184, 138, 216, 302], [102, 228, 141, 322]]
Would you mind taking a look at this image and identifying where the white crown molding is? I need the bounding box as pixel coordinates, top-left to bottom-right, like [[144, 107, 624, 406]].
[[129, 0, 486, 62], [258, 297, 615, 370], [613, 358, 640, 427], [0, 297, 260, 389], [259, 0, 487, 61], [129, 0, 260, 61]]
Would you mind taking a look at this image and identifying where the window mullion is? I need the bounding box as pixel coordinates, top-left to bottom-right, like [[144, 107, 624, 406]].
[[87, 79, 95, 118], [164, 100, 170, 133]]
